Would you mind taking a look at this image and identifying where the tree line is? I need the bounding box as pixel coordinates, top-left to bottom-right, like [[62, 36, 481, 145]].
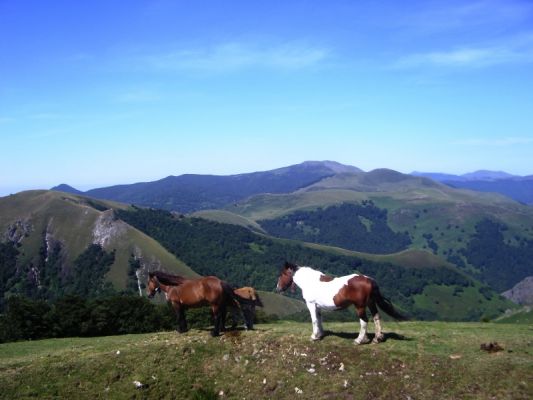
[[0, 294, 276, 343], [259, 202, 412, 254], [116, 207, 473, 319]]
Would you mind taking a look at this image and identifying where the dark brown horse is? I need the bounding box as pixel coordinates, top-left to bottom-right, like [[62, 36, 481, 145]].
[[276, 262, 407, 344], [229, 287, 263, 330], [146, 271, 256, 336]]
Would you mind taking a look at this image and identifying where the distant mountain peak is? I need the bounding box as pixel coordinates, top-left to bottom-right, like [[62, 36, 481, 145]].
[[461, 170, 516, 181], [300, 160, 363, 174], [50, 184, 83, 195]]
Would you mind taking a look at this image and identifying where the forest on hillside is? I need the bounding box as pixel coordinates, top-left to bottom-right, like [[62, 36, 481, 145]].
[[117, 207, 475, 320], [259, 202, 412, 254]]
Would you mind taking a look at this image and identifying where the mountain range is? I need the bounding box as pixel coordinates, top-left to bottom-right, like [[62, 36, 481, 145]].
[[53, 162, 533, 210], [52, 161, 362, 213], [2, 160, 533, 321], [412, 170, 533, 205]]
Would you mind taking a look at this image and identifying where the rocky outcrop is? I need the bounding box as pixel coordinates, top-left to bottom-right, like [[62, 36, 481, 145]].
[[502, 276, 533, 305], [92, 210, 127, 248], [3, 218, 33, 243]]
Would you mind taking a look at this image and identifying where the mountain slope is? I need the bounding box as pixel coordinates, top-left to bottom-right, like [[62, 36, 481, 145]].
[[221, 169, 533, 292], [0, 191, 308, 317], [50, 184, 83, 195], [56, 161, 362, 213], [412, 170, 533, 204], [0, 191, 198, 303], [116, 207, 513, 321], [501, 276, 533, 305], [445, 178, 533, 205]]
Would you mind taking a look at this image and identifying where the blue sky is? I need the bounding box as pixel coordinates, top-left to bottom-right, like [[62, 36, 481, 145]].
[[1, 0, 533, 195]]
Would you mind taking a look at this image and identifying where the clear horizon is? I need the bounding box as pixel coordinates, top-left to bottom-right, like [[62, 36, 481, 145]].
[[1, 0, 532, 196]]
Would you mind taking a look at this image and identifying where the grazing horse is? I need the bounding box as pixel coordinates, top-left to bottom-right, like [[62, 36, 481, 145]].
[[276, 262, 407, 344], [229, 287, 263, 330], [146, 271, 238, 337]]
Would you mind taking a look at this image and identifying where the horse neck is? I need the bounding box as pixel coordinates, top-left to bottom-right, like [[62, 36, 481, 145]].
[[293, 267, 321, 289], [158, 282, 173, 293]]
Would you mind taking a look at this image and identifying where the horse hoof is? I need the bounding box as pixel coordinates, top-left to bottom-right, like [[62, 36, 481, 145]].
[[311, 334, 323, 341], [372, 335, 384, 344], [354, 337, 370, 345]]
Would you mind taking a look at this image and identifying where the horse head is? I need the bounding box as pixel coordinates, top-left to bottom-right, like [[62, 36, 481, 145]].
[[276, 261, 298, 293], [146, 272, 161, 299]]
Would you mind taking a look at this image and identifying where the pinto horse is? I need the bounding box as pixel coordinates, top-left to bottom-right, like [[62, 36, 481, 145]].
[[276, 262, 407, 344], [146, 271, 239, 337]]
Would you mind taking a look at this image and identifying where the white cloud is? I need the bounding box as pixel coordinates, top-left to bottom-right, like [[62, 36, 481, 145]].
[[394, 47, 522, 68], [393, 31, 533, 69], [140, 42, 329, 73]]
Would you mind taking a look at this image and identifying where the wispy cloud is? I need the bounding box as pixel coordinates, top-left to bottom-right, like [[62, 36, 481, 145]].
[[393, 32, 533, 69], [394, 47, 522, 68], [452, 137, 533, 146], [138, 42, 329, 73]]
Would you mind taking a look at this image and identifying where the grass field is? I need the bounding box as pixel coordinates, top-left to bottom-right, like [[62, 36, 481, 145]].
[[1, 321, 531, 399]]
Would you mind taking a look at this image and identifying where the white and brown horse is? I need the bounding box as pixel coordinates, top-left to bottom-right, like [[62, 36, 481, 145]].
[[276, 262, 407, 344]]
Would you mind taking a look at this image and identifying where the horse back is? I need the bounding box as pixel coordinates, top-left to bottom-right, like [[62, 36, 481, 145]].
[[332, 275, 374, 309]]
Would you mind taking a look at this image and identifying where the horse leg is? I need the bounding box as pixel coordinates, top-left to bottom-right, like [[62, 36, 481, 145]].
[[229, 306, 239, 330], [220, 303, 227, 332], [307, 302, 323, 341], [211, 304, 225, 337], [354, 306, 370, 345], [247, 305, 255, 330], [368, 301, 383, 344], [316, 308, 324, 336], [211, 305, 220, 337], [174, 303, 187, 333]]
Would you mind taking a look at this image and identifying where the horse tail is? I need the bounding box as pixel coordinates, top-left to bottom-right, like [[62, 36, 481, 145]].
[[220, 282, 240, 308], [371, 281, 408, 321], [254, 292, 264, 307], [232, 290, 259, 307]]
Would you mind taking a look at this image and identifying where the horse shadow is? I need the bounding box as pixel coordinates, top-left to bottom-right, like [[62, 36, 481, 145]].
[[322, 330, 412, 342]]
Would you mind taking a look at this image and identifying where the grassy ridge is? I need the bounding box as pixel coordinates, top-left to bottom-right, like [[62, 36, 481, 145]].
[[0, 191, 198, 293], [0, 321, 531, 399]]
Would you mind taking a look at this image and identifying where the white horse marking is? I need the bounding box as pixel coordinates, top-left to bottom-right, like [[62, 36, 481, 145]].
[[293, 267, 358, 310]]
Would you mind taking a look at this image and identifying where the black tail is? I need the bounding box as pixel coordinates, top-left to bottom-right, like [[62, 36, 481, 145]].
[[221, 282, 257, 307], [372, 282, 408, 321], [254, 292, 264, 308]]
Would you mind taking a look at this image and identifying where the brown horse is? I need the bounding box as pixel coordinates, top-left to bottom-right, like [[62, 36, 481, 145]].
[[229, 287, 263, 330], [276, 262, 407, 344], [147, 271, 238, 337]]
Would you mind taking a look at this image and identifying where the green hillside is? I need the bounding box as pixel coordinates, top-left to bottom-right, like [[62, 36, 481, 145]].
[[116, 207, 514, 321], [1, 321, 531, 399], [224, 173, 533, 292], [0, 191, 198, 303], [0, 191, 306, 318], [495, 307, 533, 324]]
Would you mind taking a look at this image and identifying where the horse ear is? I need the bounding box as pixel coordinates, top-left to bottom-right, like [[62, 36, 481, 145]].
[[148, 272, 154, 278]]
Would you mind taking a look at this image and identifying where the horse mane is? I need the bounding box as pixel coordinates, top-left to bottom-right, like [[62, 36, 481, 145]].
[[283, 261, 299, 271], [150, 270, 188, 286]]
